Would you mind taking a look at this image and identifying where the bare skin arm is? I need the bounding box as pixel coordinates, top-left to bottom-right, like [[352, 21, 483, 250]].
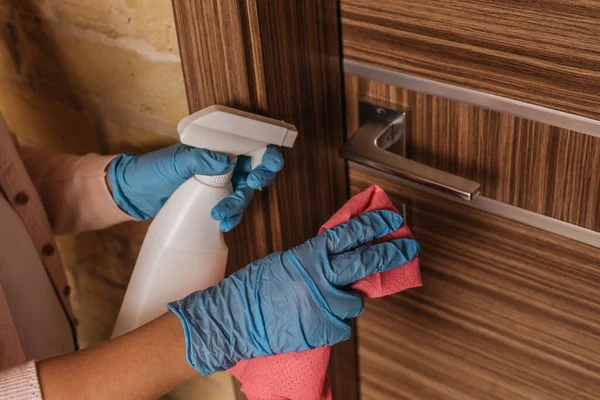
[[37, 313, 197, 400]]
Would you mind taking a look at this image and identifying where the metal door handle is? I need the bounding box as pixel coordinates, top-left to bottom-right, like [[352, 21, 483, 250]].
[[340, 101, 480, 200]]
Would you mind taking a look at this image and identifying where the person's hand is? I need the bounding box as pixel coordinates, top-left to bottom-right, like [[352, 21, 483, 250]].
[[210, 145, 283, 232], [167, 210, 420, 375], [107, 144, 283, 225], [107, 144, 233, 220]]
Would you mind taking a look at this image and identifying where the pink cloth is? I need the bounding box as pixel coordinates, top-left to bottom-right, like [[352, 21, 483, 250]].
[[230, 184, 422, 400]]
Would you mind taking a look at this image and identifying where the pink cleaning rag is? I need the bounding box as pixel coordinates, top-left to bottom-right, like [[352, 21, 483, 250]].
[[230, 185, 422, 399]]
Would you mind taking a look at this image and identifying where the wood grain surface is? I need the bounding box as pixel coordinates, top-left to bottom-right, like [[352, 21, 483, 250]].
[[345, 75, 600, 232], [341, 0, 600, 120], [171, 1, 356, 398], [350, 168, 600, 400]]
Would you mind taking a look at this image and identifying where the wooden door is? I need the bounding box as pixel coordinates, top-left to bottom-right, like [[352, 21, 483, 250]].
[[341, 1, 600, 399], [171, 1, 600, 399]]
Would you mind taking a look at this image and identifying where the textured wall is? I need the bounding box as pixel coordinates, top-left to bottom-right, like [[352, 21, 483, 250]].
[[0, 1, 233, 398]]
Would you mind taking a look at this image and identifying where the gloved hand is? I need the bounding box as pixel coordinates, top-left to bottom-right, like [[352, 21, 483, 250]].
[[168, 210, 420, 375], [211, 145, 283, 232], [107, 144, 283, 228]]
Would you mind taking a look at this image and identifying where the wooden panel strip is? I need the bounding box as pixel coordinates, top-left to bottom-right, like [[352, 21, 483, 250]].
[[173, 0, 255, 110], [238, 0, 268, 112], [349, 162, 600, 248], [341, 0, 600, 120], [172, 1, 353, 398], [344, 75, 600, 232], [350, 168, 600, 400], [173, 0, 272, 272], [252, 3, 357, 397], [344, 60, 600, 139]]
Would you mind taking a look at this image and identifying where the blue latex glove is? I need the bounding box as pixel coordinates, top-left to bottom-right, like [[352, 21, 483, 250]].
[[168, 210, 420, 375], [211, 145, 284, 232], [108, 144, 283, 227]]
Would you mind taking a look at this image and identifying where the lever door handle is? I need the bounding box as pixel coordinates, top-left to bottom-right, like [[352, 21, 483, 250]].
[[339, 101, 481, 201]]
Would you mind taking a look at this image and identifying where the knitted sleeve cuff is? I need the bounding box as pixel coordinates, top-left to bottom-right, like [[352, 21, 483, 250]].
[[0, 361, 43, 399]]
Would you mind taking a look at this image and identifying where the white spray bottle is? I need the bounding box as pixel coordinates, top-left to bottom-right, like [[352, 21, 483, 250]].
[[111, 105, 297, 338]]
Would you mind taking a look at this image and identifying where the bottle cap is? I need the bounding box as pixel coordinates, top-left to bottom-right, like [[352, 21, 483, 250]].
[[195, 169, 234, 187]]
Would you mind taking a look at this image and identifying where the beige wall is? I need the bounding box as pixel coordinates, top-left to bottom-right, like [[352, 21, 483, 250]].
[[0, 1, 233, 398]]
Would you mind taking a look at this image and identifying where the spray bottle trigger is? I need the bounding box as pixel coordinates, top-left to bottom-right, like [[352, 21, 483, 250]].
[[245, 147, 268, 171]]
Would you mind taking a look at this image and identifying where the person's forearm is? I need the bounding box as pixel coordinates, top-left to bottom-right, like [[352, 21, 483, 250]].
[[37, 313, 197, 400]]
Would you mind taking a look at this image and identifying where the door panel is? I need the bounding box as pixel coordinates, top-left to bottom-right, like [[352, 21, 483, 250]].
[[171, 1, 599, 399], [173, 0, 347, 269], [345, 75, 600, 231], [172, 0, 348, 273], [341, 0, 600, 120], [172, 1, 355, 399], [351, 168, 600, 400]]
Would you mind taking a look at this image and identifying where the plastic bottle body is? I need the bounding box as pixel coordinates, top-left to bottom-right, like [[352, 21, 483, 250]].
[[111, 176, 230, 338]]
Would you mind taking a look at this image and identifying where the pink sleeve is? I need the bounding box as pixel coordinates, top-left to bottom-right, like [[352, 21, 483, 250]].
[[19, 146, 135, 235], [0, 361, 43, 400]]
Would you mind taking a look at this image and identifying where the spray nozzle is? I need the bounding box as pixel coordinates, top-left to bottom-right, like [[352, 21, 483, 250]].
[[177, 105, 298, 171]]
